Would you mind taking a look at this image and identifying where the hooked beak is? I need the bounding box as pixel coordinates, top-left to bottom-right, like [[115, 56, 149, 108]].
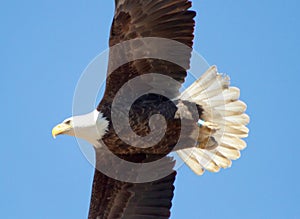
[[52, 123, 72, 138]]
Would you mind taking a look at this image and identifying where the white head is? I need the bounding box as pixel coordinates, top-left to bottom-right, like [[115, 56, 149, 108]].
[[52, 110, 109, 146]]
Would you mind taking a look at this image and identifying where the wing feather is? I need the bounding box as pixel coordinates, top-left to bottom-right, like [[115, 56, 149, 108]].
[[98, 0, 196, 105], [88, 156, 176, 219]]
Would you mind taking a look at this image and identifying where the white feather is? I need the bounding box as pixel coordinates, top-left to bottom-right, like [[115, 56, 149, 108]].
[[193, 149, 220, 172], [177, 66, 249, 174], [177, 149, 204, 175], [217, 146, 241, 160]]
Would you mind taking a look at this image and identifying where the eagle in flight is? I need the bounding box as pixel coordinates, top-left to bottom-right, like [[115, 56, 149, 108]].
[[52, 0, 249, 218]]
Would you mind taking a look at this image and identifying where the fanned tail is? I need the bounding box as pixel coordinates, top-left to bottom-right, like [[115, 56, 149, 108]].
[[177, 66, 249, 175]]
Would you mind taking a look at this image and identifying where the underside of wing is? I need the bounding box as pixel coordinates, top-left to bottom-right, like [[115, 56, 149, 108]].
[[88, 149, 176, 219], [110, 0, 195, 47], [99, 0, 196, 105]]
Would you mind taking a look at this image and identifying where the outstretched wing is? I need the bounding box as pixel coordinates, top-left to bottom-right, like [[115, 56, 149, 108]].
[[99, 0, 196, 105], [88, 170, 176, 219], [88, 149, 176, 219]]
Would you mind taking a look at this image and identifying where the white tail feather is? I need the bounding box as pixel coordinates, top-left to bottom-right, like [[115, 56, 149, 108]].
[[177, 66, 249, 175]]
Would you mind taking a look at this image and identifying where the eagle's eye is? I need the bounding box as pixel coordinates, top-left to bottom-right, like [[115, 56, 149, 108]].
[[64, 120, 71, 125]]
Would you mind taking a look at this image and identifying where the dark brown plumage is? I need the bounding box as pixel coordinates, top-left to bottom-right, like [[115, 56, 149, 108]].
[[100, 0, 196, 103], [89, 151, 177, 219], [89, 0, 196, 218]]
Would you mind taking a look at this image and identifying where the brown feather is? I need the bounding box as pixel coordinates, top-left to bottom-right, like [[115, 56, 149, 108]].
[[88, 151, 176, 219]]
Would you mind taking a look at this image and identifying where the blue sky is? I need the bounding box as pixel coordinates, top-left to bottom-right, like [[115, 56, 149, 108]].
[[1, 0, 299, 218]]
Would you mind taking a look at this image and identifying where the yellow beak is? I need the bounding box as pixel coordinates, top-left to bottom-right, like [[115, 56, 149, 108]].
[[52, 123, 71, 138]]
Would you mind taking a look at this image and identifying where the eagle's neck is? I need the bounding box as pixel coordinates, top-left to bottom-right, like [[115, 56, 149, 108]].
[[73, 109, 109, 146]]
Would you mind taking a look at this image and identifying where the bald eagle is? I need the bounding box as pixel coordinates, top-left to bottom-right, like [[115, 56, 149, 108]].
[[52, 0, 249, 218]]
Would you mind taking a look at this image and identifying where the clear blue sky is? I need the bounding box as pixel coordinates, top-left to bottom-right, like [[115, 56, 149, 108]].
[[1, 0, 299, 218]]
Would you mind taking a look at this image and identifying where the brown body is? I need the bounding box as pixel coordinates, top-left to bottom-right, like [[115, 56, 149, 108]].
[[98, 96, 202, 158]]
